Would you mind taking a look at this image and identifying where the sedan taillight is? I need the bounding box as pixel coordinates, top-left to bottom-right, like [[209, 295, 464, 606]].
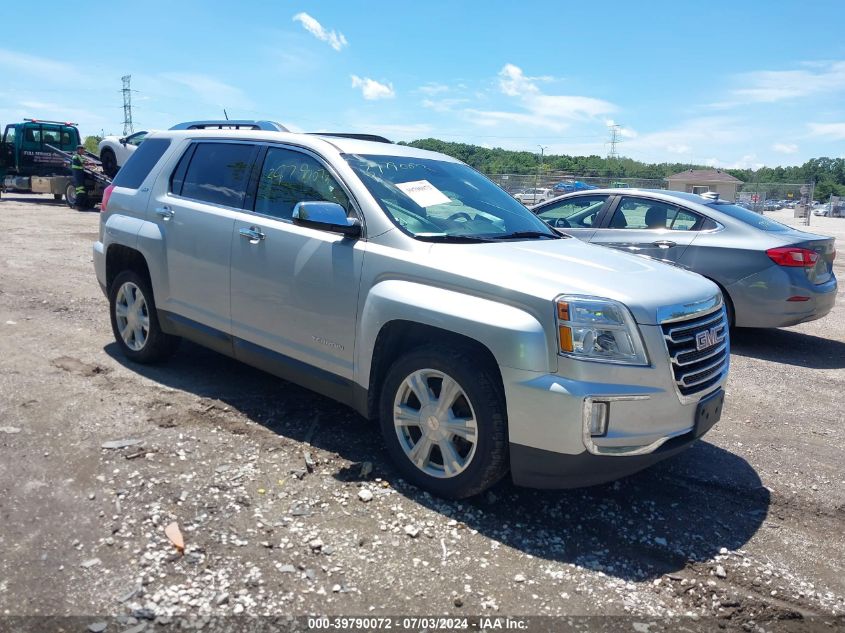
[[766, 246, 819, 268]]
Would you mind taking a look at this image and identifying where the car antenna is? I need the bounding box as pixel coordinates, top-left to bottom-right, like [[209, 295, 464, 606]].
[[223, 109, 229, 121]]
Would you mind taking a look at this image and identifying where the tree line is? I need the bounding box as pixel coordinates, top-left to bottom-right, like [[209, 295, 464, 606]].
[[402, 139, 845, 200]]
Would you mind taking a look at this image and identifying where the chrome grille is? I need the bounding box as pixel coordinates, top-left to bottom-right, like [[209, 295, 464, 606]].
[[661, 307, 729, 400]]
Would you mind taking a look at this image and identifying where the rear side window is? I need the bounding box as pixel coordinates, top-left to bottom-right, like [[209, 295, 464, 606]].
[[180, 142, 257, 208], [112, 138, 171, 190]]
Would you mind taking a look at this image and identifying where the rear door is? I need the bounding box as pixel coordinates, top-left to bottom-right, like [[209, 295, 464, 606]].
[[532, 194, 612, 241], [588, 196, 700, 264], [154, 140, 259, 336]]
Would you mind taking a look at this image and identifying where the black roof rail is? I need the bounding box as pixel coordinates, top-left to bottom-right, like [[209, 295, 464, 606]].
[[169, 120, 289, 132], [309, 132, 393, 144]]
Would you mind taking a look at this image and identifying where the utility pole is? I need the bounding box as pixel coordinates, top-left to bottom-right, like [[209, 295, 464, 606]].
[[121, 75, 134, 136], [535, 145, 548, 192]]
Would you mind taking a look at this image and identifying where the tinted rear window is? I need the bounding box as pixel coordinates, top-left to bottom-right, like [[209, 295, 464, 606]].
[[112, 138, 171, 189], [707, 202, 790, 232], [180, 142, 257, 208]]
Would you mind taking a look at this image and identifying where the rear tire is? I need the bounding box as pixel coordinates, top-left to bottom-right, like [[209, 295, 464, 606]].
[[109, 270, 180, 363], [379, 345, 509, 499], [65, 183, 76, 208], [100, 148, 118, 178]]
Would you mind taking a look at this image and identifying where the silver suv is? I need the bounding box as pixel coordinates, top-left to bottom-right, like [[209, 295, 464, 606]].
[[93, 122, 729, 498]]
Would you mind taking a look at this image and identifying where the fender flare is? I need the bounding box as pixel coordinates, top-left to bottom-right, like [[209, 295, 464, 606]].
[[356, 280, 553, 386]]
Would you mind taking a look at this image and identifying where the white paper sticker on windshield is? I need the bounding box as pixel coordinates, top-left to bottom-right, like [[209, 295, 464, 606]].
[[395, 180, 451, 207]]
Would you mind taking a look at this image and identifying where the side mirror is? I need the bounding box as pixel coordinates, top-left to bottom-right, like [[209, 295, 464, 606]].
[[119, 137, 127, 145], [292, 201, 361, 238]]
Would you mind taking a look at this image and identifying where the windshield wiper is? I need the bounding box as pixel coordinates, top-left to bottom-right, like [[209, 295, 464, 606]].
[[415, 234, 496, 243], [490, 231, 561, 240]]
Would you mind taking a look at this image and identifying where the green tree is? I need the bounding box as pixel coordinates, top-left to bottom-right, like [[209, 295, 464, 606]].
[[83, 135, 102, 154]]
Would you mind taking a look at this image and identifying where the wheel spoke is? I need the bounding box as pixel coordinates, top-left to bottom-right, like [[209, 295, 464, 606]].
[[133, 326, 144, 347], [438, 439, 463, 477], [408, 436, 434, 469], [434, 376, 462, 419], [407, 372, 434, 408], [443, 416, 477, 442], [115, 304, 129, 318], [120, 324, 133, 345], [394, 404, 422, 428], [139, 314, 150, 329]]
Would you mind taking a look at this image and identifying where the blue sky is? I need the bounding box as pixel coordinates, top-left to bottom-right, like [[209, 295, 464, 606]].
[[2, 0, 845, 168]]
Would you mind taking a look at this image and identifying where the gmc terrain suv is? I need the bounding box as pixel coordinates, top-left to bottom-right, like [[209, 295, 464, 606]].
[[94, 121, 729, 499]]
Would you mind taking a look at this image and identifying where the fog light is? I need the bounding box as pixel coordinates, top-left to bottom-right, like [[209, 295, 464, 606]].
[[588, 401, 609, 436]]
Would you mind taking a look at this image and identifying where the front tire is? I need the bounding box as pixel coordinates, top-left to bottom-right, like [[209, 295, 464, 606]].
[[100, 148, 118, 178], [109, 270, 180, 363], [379, 345, 508, 499]]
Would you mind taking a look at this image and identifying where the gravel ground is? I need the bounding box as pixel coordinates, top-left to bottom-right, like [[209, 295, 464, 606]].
[[1, 195, 844, 630]]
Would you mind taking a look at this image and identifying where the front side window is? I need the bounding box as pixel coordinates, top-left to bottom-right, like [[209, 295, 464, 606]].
[[254, 147, 350, 220], [535, 195, 609, 229], [345, 154, 557, 240], [126, 132, 147, 147], [180, 142, 256, 207]]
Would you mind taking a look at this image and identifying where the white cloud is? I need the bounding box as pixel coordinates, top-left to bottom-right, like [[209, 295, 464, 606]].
[[160, 73, 253, 110], [418, 83, 450, 95], [477, 64, 615, 132], [0, 48, 86, 83], [807, 122, 845, 140], [773, 142, 799, 154], [422, 97, 469, 113], [350, 75, 395, 100], [718, 60, 845, 106], [292, 12, 348, 51]]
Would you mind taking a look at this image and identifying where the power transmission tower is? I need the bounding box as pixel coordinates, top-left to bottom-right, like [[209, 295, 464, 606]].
[[607, 124, 622, 160], [121, 75, 134, 136]]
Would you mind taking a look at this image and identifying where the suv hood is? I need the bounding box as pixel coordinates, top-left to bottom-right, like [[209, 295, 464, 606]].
[[430, 237, 720, 325]]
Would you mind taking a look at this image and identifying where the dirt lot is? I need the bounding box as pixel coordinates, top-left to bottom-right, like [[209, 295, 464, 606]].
[[1, 195, 844, 629]]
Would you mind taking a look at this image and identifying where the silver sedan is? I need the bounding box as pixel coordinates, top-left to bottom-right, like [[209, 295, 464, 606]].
[[531, 189, 837, 328]]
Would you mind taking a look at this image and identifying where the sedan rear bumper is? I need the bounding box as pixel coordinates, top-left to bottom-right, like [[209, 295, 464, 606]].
[[729, 266, 837, 328]]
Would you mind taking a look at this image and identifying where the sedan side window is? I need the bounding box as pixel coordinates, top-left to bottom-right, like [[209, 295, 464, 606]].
[[535, 195, 609, 229], [668, 208, 703, 231], [254, 147, 351, 221], [608, 198, 684, 230]]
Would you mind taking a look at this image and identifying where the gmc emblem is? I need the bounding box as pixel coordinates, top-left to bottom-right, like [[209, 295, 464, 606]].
[[695, 327, 724, 351]]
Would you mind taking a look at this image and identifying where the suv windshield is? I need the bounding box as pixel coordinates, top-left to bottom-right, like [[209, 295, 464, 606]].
[[345, 154, 558, 240], [708, 202, 791, 232]]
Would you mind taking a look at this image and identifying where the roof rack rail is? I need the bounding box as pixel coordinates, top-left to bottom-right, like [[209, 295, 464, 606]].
[[169, 120, 289, 132], [24, 118, 78, 126], [310, 132, 393, 144]]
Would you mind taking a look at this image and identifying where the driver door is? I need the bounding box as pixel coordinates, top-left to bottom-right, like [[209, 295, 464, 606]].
[[229, 145, 366, 383], [532, 194, 611, 241]]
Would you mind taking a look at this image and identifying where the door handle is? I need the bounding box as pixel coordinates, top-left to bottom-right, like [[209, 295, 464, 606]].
[[652, 240, 676, 248], [155, 205, 174, 220], [239, 227, 265, 243]]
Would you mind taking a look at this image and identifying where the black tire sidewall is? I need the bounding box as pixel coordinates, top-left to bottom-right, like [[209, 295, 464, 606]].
[[379, 347, 508, 499], [101, 149, 117, 177]]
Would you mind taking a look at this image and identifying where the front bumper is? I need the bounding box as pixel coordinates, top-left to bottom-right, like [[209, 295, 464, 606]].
[[502, 321, 726, 489]]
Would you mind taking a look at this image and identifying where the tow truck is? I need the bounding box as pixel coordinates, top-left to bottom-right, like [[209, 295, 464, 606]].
[[0, 118, 110, 209]]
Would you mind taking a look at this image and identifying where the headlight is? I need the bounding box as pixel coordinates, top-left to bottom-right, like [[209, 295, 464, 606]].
[[555, 295, 649, 365]]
